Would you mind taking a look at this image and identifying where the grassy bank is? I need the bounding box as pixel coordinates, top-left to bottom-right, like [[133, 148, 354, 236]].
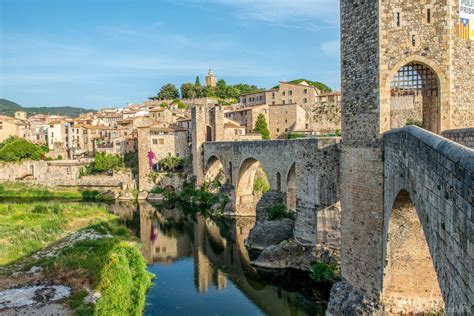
[[0, 202, 154, 315], [0, 182, 109, 201]]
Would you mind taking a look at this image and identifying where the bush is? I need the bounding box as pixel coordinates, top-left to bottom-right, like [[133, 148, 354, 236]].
[[406, 118, 423, 127], [268, 203, 295, 221], [254, 175, 270, 193], [254, 113, 271, 139], [156, 156, 185, 173], [0, 137, 49, 161], [86, 152, 123, 174], [310, 262, 337, 283]]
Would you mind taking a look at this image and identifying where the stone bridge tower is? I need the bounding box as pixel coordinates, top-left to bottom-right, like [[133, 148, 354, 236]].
[[338, 0, 473, 313]]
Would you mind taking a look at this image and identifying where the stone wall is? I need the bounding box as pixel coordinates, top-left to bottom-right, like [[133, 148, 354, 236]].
[[383, 126, 473, 313], [0, 160, 133, 190], [441, 128, 474, 149]]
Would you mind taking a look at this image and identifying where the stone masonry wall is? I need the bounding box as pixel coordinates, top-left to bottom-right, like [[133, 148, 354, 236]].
[[383, 126, 473, 313], [442, 128, 474, 149]]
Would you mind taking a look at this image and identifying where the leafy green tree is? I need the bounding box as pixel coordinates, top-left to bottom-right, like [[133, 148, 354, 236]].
[[180, 83, 197, 99], [86, 152, 123, 174], [157, 83, 179, 100], [254, 113, 271, 139], [172, 99, 187, 109], [0, 137, 48, 161]]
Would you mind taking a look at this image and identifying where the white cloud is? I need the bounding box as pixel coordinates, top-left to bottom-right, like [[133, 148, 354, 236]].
[[321, 40, 340, 57]]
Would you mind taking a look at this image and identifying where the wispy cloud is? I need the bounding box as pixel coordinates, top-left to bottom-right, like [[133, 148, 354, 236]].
[[321, 40, 340, 57], [178, 0, 339, 30]]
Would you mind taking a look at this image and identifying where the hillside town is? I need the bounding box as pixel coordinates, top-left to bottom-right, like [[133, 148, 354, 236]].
[[0, 70, 341, 161]]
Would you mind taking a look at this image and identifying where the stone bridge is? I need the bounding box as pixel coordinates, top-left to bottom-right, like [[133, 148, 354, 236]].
[[202, 138, 341, 246], [379, 126, 473, 313]]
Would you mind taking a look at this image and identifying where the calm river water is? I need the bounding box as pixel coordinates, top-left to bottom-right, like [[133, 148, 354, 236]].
[[108, 201, 328, 316]]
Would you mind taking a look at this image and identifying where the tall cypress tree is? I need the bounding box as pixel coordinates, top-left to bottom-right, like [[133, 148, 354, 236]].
[[254, 113, 271, 140], [194, 76, 202, 97]]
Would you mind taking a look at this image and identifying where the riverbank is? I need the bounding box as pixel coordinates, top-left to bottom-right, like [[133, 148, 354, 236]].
[[0, 201, 154, 315]]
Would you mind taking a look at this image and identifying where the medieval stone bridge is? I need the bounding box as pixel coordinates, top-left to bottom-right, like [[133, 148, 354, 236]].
[[202, 137, 341, 246], [200, 126, 473, 313]]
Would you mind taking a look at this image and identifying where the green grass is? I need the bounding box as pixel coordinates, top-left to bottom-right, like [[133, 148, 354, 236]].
[[0, 182, 110, 201], [0, 202, 154, 315]]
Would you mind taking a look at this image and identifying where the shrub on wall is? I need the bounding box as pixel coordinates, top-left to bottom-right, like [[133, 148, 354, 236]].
[[268, 203, 295, 220], [0, 137, 49, 161], [85, 152, 123, 174], [310, 262, 338, 283]]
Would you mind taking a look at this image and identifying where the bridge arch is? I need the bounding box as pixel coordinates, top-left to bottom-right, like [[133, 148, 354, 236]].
[[235, 157, 270, 216], [204, 155, 227, 187], [380, 56, 449, 134], [382, 189, 444, 313], [286, 163, 296, 211]]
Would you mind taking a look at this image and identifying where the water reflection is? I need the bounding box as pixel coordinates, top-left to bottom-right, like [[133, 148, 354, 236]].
[[107, 201, 325, 316]]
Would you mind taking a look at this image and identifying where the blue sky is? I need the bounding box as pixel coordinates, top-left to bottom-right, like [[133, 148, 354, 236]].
[[0, 0, 340, 109]]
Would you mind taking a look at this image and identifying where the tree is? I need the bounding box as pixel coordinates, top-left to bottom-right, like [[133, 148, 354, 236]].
[[0, 137, 48, 161], [254, 113, 270, 139], [180, 83, 196, 99], [194, 76, 203, 97], [157, 83, 179, 100]]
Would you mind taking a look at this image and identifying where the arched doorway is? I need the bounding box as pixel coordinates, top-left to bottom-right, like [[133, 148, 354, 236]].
[[382, 190, 444, 314], [235, 158, 269, 216], [206, 125, 213, 142], [389, 62, 440, 133], [286, 163, 296, 211], [204, 156, 225, 191]]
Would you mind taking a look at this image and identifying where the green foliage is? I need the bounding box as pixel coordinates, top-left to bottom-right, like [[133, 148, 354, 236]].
[[335, 129, 341, 137], [254, 174, 270, 193], [0, 202, 154, 314], [151, 83, 180, 100], [150, 187, 165, 194], [0, 137, 49, 161], [0, 182, 105, 201], [310, 262, 338, 283], [406, 118, 423, 127], [164, 181, 223, 214], [172, 99, 187, 109], [273, 79, 332, 93], [86, 152, 123, 174], [157, 156, 185, 173], [285, 133, 307, 139], [180, 83, 197, 99], [124, 152, 138, 176], [268, 203, 295, 221], [0, 98, 96, 117], [254, 113, 271, 139]]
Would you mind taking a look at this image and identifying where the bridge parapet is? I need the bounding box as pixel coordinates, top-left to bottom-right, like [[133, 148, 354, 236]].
[[383, 126, 473, 312], [441, 128, 474, 149]]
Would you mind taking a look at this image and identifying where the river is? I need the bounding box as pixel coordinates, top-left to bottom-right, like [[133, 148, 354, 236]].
[[107, 201, 328, 316]]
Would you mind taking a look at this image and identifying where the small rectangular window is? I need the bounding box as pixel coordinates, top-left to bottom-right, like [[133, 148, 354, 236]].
[[153, 139, 158, 145], [289, 90, 293, 96], [396, 12, 401, 27], [427, 9, 431, 23], [412, 34, 416, 46]]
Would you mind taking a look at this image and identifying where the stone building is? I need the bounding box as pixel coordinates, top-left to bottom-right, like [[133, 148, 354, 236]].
[[0, 114, 29, 142], [336, 0, 473, 313], [205, 69, 217, 88]]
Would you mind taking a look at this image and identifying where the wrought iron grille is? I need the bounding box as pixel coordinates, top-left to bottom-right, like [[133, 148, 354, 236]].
[[390, 63, 438, 97]]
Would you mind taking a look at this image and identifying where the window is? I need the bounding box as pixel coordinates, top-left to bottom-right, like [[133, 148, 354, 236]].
[[272, 101, 275, 105], [159, 139, 164, 144], [282, 91, 286, 96], [304, 89, 308, 94], [285, 119, 288, 123], [303, 98, 308, 103], [289, 90, 293, 96], [282, 100, 286, 104], [272, 92, 275, 99], [289, 99, 293, 103], [412, 34, 416, 46], [176, 153, 180, 157], [427, 9, 431, 23], [276, 128, 280, 132], [396, 12, 401, 27], [153, 139, 158, 145]]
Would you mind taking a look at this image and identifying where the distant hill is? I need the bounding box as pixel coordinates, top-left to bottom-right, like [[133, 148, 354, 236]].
[[274, 79, 332, 93], [0, 99, 96, 118]]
